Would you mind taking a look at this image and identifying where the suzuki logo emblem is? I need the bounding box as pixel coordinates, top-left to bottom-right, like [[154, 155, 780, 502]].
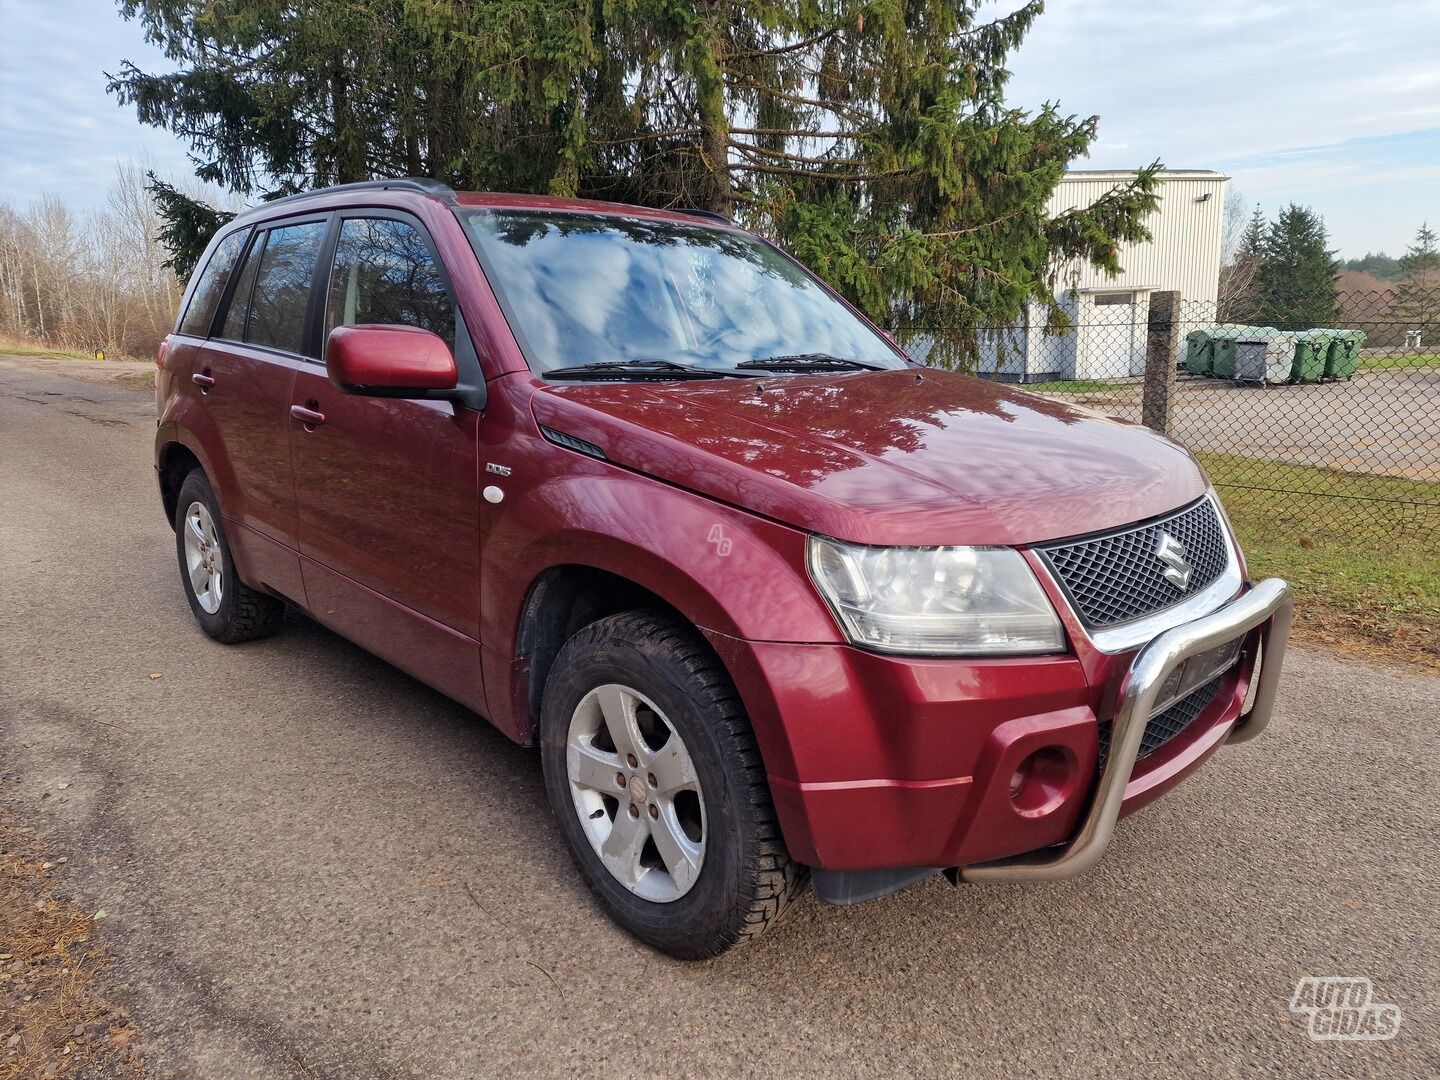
[[1154, 531, 1192, 589]]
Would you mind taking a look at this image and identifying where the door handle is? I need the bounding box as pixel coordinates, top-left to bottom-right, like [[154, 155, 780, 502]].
[[290, 404, 326, 426], [192, 372, 215, 388]]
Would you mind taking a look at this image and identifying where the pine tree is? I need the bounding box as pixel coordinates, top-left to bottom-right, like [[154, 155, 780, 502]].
[[145, 175, 236, 282], [110, 0, 1162, 366], [1343, 252, 1402, 282], [1393, 222, 1440, 346], [1256, 204, 1338, 330], [1239, 206, 1267, 260]]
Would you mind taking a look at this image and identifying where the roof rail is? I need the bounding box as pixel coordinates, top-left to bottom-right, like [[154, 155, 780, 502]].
[[235, 178, 457, 218], [673, 208, 733, 226]]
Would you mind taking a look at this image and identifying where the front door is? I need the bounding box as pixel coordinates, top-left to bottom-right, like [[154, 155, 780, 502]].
[[288, 213, 485, 711]]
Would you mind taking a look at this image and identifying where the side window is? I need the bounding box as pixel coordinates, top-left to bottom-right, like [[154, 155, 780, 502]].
[[178, 229, 248, 337], [246, 220, 327, 354], [325, 217, 454, 349], [218, 231, 265, 342]]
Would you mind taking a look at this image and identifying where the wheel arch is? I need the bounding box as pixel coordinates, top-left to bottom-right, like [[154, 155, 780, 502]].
[[483, 473, 843, 749], [511, 563, 716, 745], [157, 441, 205, 528]]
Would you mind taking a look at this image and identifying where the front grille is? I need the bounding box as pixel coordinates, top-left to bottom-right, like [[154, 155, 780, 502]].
[[1038, 497, 1229, 628], [1095, 675, 1225, 773]]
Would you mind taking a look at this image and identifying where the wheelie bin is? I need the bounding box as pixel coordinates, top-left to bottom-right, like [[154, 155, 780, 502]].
[[1235, 330, 1298, 384], [1290, 330, 1333, 382], [1211, 328, 1243, 379], [1326, 329, 1366, 379], [1184, 329, 1217, 375]]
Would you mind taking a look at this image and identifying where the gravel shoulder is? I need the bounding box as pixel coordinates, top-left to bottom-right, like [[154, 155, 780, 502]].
[[2, 354, 1436, 1079]]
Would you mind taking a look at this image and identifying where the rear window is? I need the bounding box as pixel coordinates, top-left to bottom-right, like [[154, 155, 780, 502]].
[[219, 233, 263, 342], [178, 230, 249, 337], [245, 221, 327, 355]]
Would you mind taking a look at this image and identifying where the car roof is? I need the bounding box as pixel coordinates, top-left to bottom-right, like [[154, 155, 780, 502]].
[[455, 191, 732, 226], [228, 179, 736, 231]]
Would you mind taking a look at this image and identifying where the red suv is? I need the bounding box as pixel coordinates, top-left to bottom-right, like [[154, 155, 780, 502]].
[[155, 179, 1293, 958]]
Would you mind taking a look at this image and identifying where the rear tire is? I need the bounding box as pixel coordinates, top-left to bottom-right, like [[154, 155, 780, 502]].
[[540, 610, 804, 959], [174, 469, 284, 644]]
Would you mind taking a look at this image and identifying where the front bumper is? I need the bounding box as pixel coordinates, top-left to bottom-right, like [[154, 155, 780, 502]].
[[959, 576, 1293, 883], [707, 577, 1293, 899]]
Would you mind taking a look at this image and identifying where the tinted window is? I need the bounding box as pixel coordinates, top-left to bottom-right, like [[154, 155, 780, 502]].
[[325, 218, 453, 348], [179, 229, 248, 336], [219, 232, 263, 341], [246, 221, 327, 354]]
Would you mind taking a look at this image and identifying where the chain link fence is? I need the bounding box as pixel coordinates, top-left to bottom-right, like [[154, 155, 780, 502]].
[[911, 289, 1439, 543]]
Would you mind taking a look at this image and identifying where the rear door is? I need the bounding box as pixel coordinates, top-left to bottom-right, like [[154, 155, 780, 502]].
[[288, 211, 485, 711], [164, 227, 250, 418], [188, 218, 329, 601]]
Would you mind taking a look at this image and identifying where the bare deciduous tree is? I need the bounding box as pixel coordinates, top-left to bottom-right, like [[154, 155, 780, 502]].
[[1218, 191, 1262, 322], [0, 163, 185, 358]]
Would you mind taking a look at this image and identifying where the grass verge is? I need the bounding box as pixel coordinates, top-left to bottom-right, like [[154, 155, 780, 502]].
[[1198, 452, 1439, 669], [1, 815, 145, 1078], [1359, 353, 1440, 370], [1022, 378, 1125, 394], [0, 343, 97, 361]]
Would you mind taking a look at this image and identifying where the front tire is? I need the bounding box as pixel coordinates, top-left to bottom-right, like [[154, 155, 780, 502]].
[[540, 611, 804, 959], [174, 469, 284, 643]]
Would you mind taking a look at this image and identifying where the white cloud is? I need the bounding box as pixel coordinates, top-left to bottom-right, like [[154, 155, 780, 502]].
[[989, 0, 1440, 253], [0, 0, 196, 210]]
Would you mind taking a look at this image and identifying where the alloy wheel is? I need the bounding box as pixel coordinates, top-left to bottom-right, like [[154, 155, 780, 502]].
[[182, 500, 224, 615], [565, 683, 706, 903]]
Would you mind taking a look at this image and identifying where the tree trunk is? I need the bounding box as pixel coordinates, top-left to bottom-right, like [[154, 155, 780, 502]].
[[693, 7, 732, 216], [330, 60, 366, 183]]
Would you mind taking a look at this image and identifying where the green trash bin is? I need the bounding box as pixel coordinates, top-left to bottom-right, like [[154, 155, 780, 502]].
[[1326, 330, 1366, 379], [1211, 328, 1240, 379], [1184, 329, 1217, 375], [1290, 330, 1333, 382]]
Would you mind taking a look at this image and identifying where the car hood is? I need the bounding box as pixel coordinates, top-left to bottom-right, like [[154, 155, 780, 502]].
[[530, 368, 1209, 547]]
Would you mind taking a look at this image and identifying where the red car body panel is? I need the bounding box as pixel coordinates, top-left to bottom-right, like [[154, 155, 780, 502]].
[[530, 370, 1209, 547], [709, 630, 1257, 868], [157, 185, 1270, 879]]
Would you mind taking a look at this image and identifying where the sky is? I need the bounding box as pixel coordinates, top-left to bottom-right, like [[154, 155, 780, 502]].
[[2, 0, 1437, 258]]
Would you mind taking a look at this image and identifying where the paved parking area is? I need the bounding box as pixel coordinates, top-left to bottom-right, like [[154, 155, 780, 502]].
[[1050, 367, 1440, 482], [2, 355, 1436, 1079]]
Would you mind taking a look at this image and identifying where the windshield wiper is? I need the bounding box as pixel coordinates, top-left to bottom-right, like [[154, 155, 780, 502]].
[[544, 359, 737, 381], [734, 353, 886, 372]]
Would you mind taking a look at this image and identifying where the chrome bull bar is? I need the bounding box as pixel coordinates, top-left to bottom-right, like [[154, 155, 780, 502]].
[[959, 577, 1294, 884]]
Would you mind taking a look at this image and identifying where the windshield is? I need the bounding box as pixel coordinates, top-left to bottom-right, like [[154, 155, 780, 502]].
[[459, 210, 905, 376]]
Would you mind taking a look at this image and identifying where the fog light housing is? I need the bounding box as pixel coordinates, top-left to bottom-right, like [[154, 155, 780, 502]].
[[1008, 747, 1074, 818]]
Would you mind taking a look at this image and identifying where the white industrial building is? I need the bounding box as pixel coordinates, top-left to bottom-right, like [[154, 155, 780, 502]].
[[975, 169, 1228, 382]]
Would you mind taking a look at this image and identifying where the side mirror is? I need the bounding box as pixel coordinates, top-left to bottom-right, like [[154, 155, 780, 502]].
[[326, 324, 459, 398]]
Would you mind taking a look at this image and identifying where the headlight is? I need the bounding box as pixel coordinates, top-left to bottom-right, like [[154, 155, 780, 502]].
[[807, 537, 1065, 656]]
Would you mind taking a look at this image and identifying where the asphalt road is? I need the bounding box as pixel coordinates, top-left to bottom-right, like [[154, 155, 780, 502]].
[[1047, 367, 1440, 483], [2, 355, 1437, 1079]]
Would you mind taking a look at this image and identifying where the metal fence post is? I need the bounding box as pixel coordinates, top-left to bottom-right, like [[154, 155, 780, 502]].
[[1143, 291, 1181, 434]]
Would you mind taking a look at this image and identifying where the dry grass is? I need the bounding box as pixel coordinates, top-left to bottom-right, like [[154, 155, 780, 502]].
[[112, 371, 156, 394], [0, 817, 145, 1079], [0, 338, 97, 362]]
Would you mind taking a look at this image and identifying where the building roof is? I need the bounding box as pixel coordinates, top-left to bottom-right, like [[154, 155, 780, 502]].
[[1061, 169, 1230, 181]]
